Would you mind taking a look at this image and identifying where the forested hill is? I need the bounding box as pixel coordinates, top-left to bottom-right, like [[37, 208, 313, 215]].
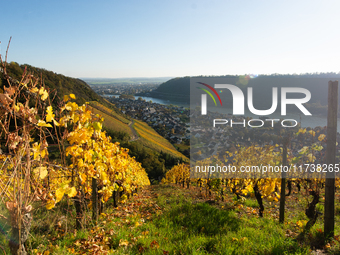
[[150, 76, 190, 101], [0, 62, 103, 105], [150, 73, 340, 107]]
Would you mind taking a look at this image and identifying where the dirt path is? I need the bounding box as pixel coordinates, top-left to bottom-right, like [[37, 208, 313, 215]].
[[128, 120, 139, 142]]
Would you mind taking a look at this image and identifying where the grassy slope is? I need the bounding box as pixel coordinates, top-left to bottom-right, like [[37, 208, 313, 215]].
[[88, 105, 133, 136], [88, 101, 187, 159], [89, 101, 131, 124], [88, 101, 133, 137], [4, 184, 340, 254], [134, 120, 188, 160]]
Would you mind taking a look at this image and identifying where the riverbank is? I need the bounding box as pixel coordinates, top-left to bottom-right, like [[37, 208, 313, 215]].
[[102, 94, 340, 132]]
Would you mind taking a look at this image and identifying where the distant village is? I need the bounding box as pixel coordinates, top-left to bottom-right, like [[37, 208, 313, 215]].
[[106, 95, 340, 167], [190, 109, 340, 168], [91, 83, 159, 96], [107, 96, 190, 144]]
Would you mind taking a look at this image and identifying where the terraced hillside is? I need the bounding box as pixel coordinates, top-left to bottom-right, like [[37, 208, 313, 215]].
[[90, 100, 131, 124], [88, 102, 187, 160], [134, 120, 188, 160], [88, 104, 133, 137]]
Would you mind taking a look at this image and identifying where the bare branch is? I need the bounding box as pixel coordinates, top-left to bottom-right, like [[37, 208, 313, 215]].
[[5, 36, 11, 65]]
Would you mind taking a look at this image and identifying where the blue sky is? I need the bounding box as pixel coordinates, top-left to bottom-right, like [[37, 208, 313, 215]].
[[1, 0, 340, 78]]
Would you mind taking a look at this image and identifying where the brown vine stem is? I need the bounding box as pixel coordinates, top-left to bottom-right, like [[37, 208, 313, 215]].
[[0, 213, 8, 220], [0, 244, 6, 255], [5, 36, 11, 65]]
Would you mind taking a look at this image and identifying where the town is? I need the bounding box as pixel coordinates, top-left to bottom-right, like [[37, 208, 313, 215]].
[[107, 95, 340, 171], [107, 96, 190, 145], [189, 109, 340, 173], [88, 83, 160, 95]]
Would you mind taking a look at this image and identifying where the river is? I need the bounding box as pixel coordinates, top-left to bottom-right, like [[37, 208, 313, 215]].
[[102, 94, 340, 132], [102, 94, 189, 107]]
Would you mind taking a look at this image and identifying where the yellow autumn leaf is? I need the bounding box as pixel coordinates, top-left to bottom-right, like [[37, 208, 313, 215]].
[[120, 194, 127, 201], [307, 153, 315, 162], [53, 119, 60, 126], [318, 134, 326, 141], [69, 94, 76, 99], [80, 172, 87, 184], [299, 146, 309, 154], [46, 199, 55, 210], [30, 87, 39, 93], [93, 122, 102, 131], [65, 187, 77, 198], [119, 239, 129, 246], [55, 187, 65, 203], [34, 167, 48, 179], [41, 148, 48, 159], [37, 120, 52, 128], [296, 220, 307, 228], [63, 95, 69, 102], [88, 201, 92, 209], [67, 248, 75, 254], [39, 88, 49, 101], [41, 92, 48, 101], [14, 104, 20, 112], [65, 102, 78, 111], [309, 130, 315, 137], [296, 128, 305, 135], [32, 142, 40, 160], [46, 106, 54, 122]]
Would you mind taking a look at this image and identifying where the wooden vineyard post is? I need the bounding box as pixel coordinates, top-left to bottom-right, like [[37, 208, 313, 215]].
[[324, 80, 338, 239], [279, 137, 288, 223], [92, 177, 98, 223]]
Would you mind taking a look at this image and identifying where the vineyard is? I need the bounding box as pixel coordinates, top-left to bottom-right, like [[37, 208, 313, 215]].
[[0, 62, 150, 254], [1, 60, 340, 254], [89, 101, 131, 125], [133, 120, 188, 160], [87, 101, 188, 160], [87, 104, 133, 137]]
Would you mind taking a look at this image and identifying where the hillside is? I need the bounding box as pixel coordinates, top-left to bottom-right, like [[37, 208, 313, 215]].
[[149, 76, 190, 101], [4, 183, 339, 254], [1, 62, 104, 105], [0, 62, 187, 179], [133, 120, 188, 160], [88, 101, 134, 137], [150, 74, 340, 113], [86, 101, 188, 179], [89, 101, 187, 160]]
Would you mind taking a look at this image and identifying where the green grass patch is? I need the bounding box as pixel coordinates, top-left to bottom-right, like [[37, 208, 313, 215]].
[[3, 184, 339, 254]]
